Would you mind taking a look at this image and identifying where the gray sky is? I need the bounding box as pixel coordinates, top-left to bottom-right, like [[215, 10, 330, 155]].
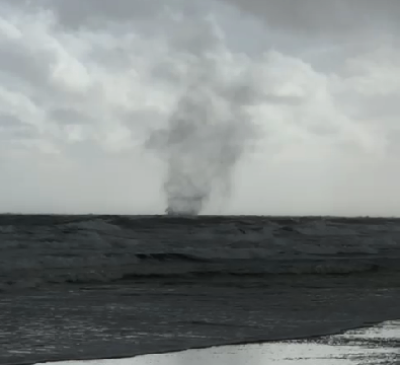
[[1, 0, 400, 216]]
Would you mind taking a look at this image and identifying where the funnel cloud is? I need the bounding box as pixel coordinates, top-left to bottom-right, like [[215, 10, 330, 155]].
[[148, 57, 258, 216]]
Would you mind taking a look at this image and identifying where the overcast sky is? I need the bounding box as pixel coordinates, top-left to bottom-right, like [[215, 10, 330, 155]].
[[1, 0, 400, 216]]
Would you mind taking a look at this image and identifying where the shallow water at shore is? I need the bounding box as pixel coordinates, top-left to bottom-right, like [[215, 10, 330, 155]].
[[2, 276, 400, 365], [38, 321, 400, 365]]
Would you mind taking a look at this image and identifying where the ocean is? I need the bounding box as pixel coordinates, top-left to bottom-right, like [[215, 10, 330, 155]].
[[1, 215, 400, 364]]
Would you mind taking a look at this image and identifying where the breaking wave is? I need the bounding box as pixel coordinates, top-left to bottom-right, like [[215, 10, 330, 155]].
[[1, 215, 400, 290]]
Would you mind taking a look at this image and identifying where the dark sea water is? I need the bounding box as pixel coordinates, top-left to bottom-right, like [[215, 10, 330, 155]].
[[1, 215, 400, 364]]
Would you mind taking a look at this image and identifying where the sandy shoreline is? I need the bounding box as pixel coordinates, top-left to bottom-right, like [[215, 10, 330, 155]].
[[35, 320, 400, 365], [25, 320, 400, 365]]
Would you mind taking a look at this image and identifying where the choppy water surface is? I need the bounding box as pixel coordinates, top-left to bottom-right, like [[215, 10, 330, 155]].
[[1, 215, 400, 364], [2, 214, 400, 288]]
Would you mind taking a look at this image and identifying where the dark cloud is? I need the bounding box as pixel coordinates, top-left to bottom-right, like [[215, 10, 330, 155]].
[[0, 113, 37, 139], [50, 0, 164, 27], [221, 0, 400, 36], [0, 113, 23, 128], [49, 108, 93, 125], [0, 46, 51, 87], [24, 0, 204, 30]]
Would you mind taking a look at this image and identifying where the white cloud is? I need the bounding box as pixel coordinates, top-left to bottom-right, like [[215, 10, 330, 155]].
[[0, 0, 399, 215]]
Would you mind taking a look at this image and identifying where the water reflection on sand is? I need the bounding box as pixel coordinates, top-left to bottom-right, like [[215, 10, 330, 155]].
[[40, 321, 400, 365]]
